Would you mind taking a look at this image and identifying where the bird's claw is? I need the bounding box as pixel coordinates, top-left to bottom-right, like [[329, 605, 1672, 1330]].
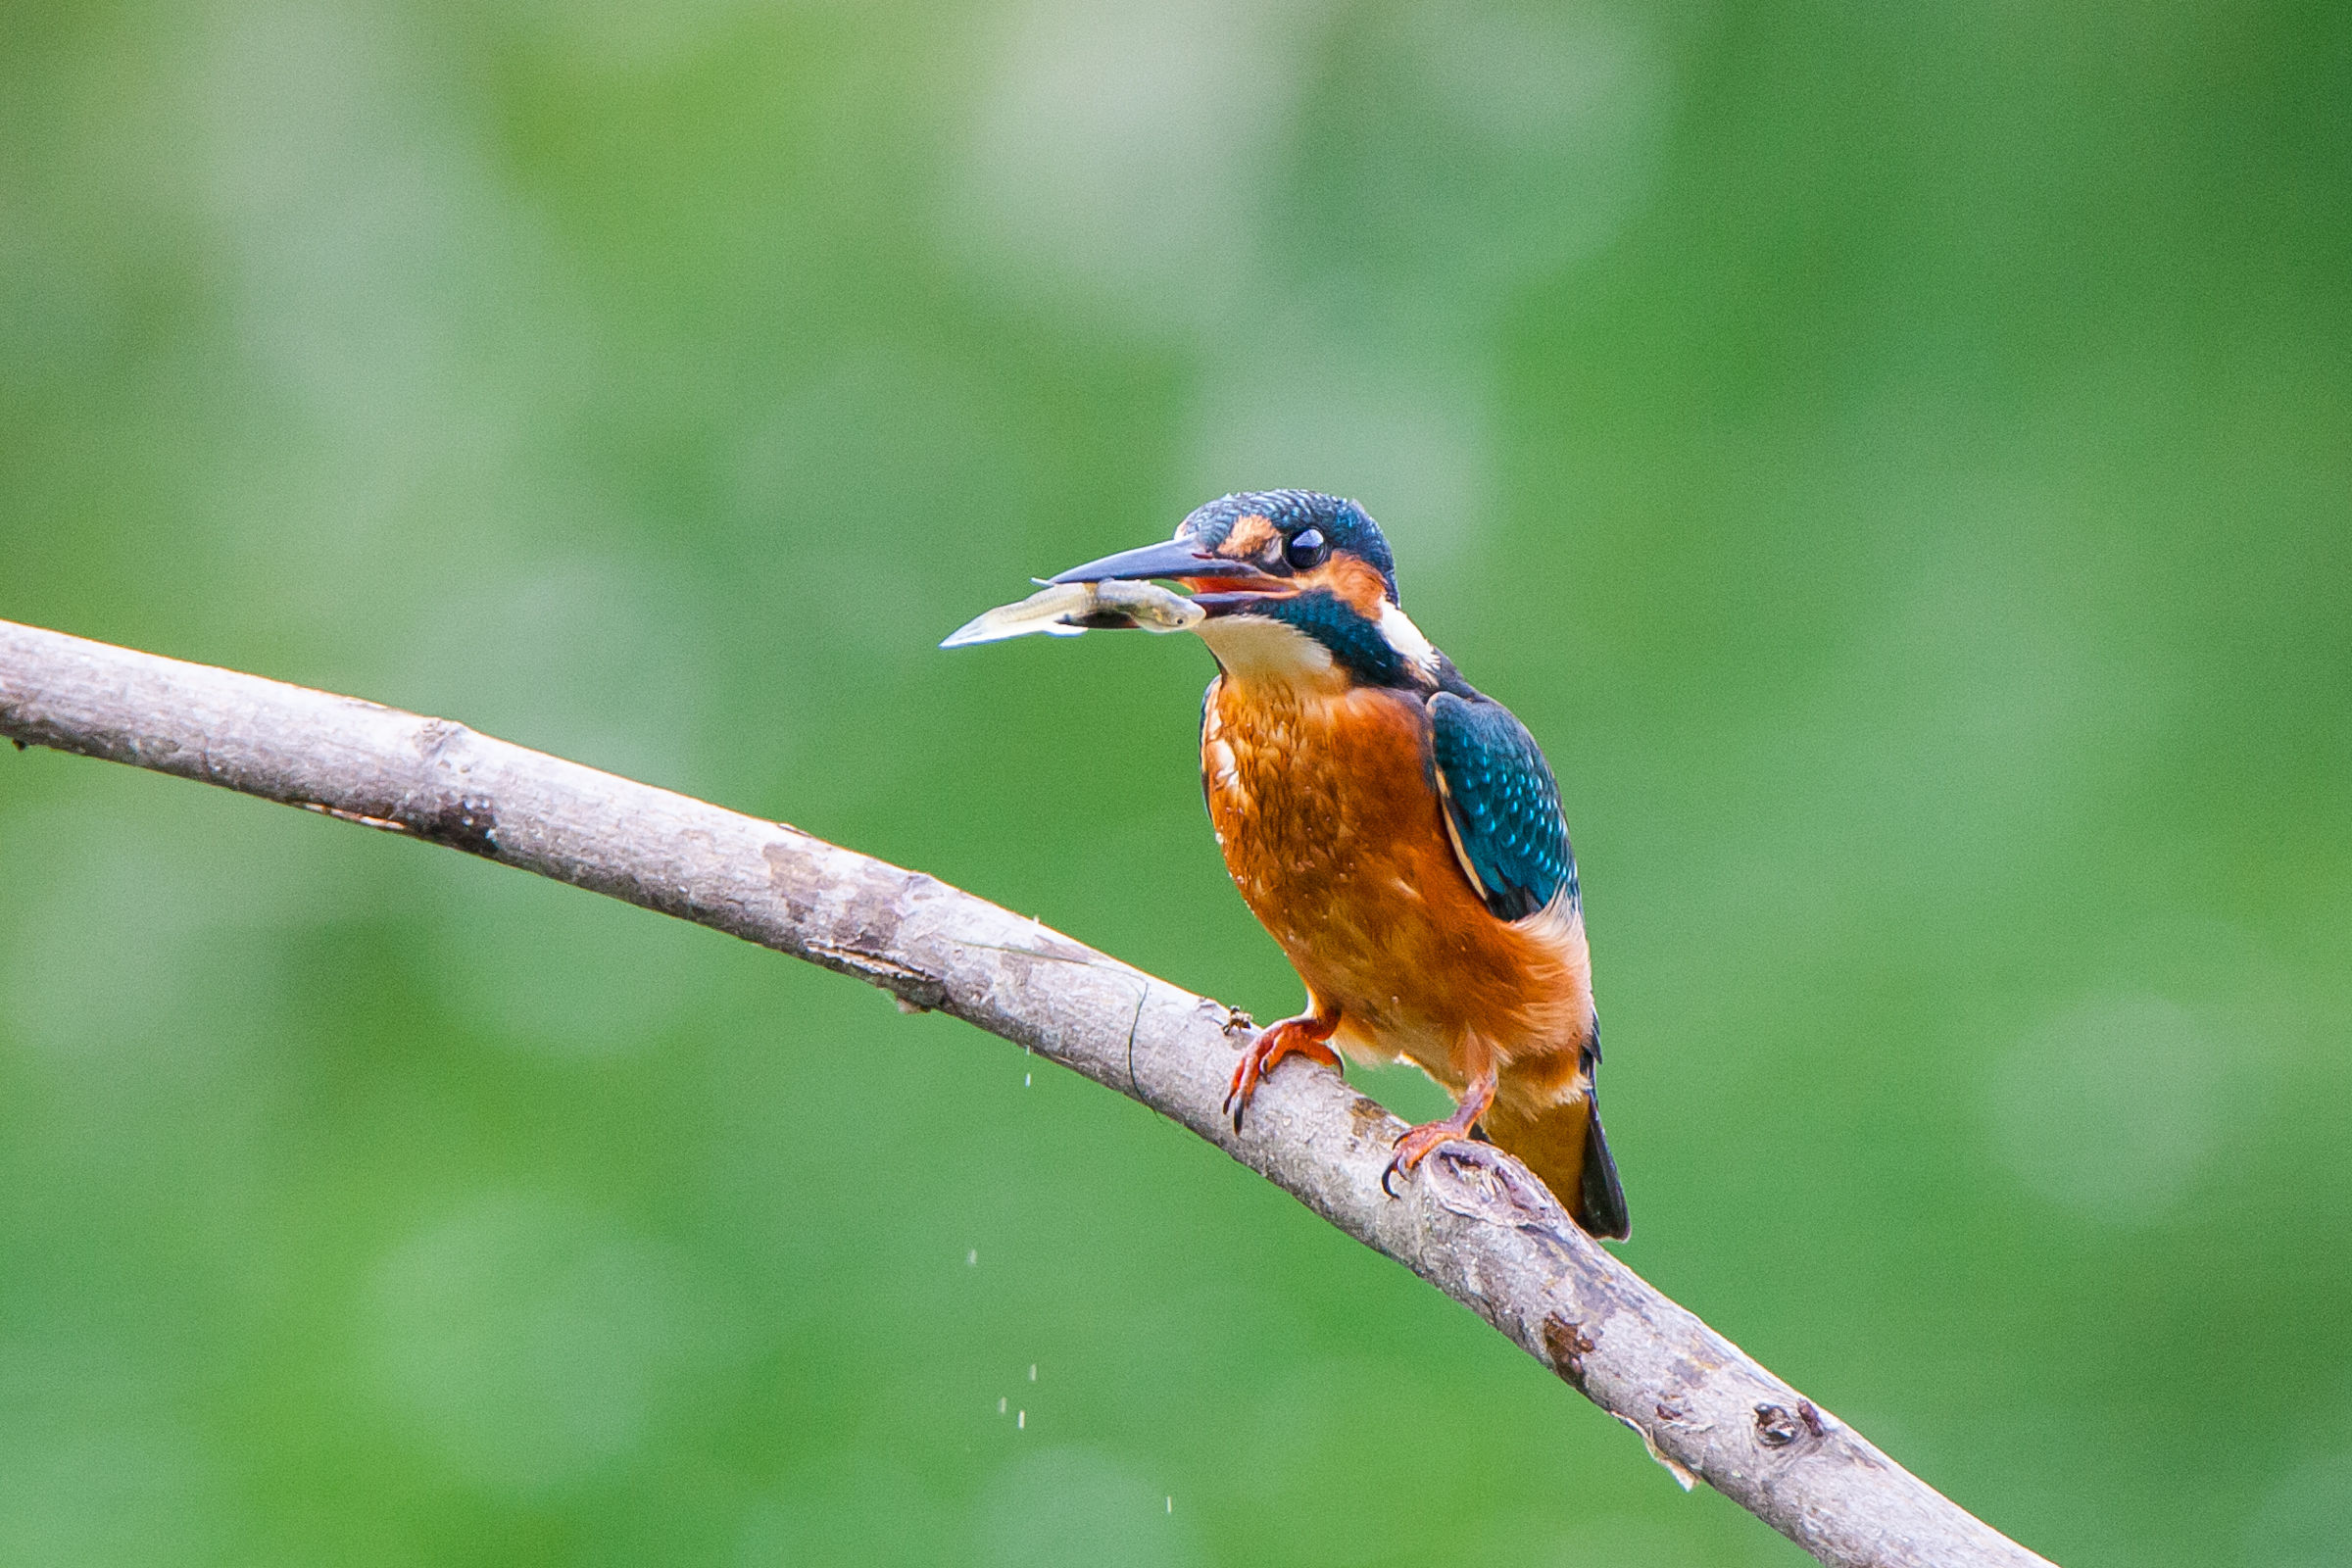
[[1221, 1053, 1260, 1134], [1379, 1116, 1483, 1199], [1377, 1068, 1497, 1200], [1222, 1016, 1341, 1135]]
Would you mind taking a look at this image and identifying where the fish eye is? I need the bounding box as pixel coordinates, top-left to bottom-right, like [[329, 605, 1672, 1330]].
[[1284, 527, 1328, 570]]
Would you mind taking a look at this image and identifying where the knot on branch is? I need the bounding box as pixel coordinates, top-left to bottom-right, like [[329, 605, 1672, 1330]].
[[1755, 1398, 1829, 1451], [1426, 1139, 1578, 1239], [1543, 1312, 1598, 1389]]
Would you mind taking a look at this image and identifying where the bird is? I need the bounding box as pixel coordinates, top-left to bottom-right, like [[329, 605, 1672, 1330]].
[[1034, 490, 1628, 1240]]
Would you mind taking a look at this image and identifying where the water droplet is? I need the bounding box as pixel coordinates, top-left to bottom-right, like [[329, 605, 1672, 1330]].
[[966, 1249, 978, 1267], [1024, 1072, 1032, 1087], [999, 1396, 1006, 1414], [1166, 1496, 1173, 1513], [1028, 1363, 1037, 1382], [1017, 1410, 1025, 1430]]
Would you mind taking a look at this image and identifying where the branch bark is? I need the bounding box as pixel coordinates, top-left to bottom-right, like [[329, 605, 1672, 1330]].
[[0, 617, 2055, 1568]]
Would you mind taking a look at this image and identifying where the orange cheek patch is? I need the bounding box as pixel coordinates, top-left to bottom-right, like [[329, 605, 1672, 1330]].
[[1303, 555, 1393, 613], [1220, 514, 1279, 560]]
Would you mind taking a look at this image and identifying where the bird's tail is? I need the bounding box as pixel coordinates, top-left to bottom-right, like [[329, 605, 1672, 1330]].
[[1484, 1053, 1630, 1241], [1575, 1080, 1630, 1241]]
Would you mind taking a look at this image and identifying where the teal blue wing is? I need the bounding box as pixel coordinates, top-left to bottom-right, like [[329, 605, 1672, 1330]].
[[1428, 691, 1577, 922]]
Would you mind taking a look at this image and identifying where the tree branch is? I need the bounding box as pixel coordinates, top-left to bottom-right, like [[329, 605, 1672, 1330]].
[[0, 617, 2055, 1568]]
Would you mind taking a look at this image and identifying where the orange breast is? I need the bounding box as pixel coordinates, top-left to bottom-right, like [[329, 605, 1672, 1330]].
[[1201, 675, 1592, 1097]]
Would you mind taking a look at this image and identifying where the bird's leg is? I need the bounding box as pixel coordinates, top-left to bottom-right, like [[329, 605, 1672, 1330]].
[[1223, 1009, 1342, 1133], [1382, 1068, 1498, 1198]]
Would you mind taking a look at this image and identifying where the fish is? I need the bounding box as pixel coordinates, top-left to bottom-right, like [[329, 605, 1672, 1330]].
[[939, 578, 1204, 649]]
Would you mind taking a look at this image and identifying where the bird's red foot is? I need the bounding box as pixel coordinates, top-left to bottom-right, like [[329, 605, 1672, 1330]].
[[1224, 1013, 1341, 1133], [1382, 1070, 1498, 1198]]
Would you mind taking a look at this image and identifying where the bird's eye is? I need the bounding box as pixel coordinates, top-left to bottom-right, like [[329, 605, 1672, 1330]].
[[1284, 527, 1328, 570]]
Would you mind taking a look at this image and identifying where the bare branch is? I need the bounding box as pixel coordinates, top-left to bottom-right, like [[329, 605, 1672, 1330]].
[[0, 617, 2055, 1568]]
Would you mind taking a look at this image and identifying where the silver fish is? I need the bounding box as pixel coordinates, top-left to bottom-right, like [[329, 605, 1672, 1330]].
[[940, 578, 1204, 649]]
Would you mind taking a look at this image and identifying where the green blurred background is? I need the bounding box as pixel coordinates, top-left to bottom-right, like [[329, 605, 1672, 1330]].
[[3, 0, 2348, 1563]]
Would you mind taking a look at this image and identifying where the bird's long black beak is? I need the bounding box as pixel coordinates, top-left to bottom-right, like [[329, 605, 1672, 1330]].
[[1048, 537, 1276, 587]]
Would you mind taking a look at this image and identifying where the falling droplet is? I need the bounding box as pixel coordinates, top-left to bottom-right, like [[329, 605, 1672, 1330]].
[[1166, 1496, 1173, 1514], [999, 1396, 1006, 1414], [967, 1249, 978, 1267], [1028, 1363, 1038, 1382], [1024, 1072, 1032, 1087], [1017, 1410, 1026, 1430]]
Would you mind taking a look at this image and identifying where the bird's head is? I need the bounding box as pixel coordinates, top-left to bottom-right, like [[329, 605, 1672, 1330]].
[[1050, 490, 1438, 689]]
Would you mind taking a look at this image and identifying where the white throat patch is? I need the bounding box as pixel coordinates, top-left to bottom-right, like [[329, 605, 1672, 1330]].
[[1194, 612, 1336, 686]]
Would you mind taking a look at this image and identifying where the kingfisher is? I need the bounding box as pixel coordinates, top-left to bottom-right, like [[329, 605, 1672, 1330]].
[[1005, 490, 1628, 1240]]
